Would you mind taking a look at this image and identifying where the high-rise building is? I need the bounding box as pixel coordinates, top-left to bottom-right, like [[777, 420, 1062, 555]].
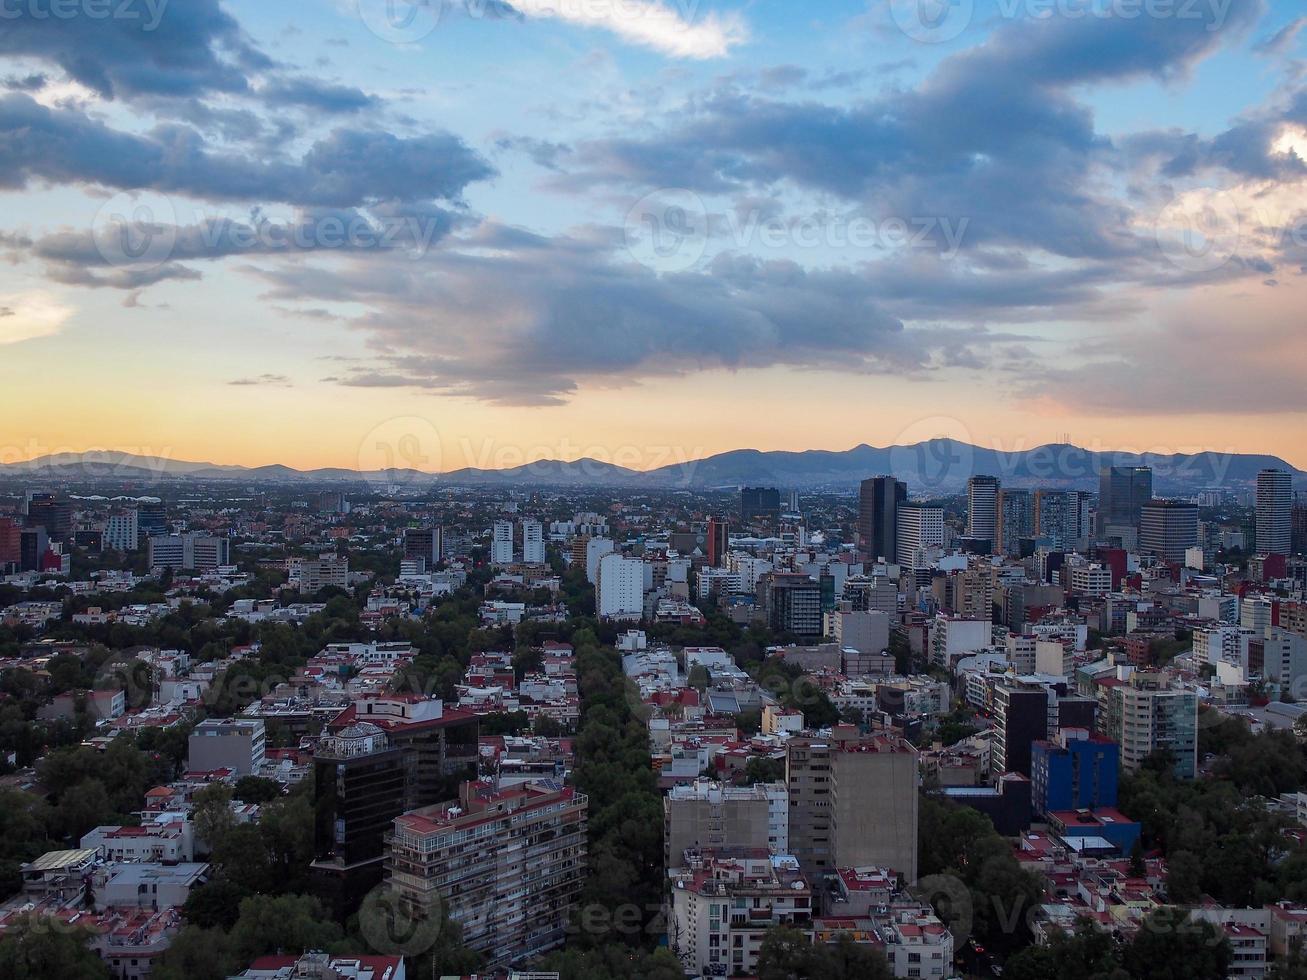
[[966, 475, 1000, 548], [740, 487, 782, 525], [858, 476, 906, 563], [895, 503, 944, 570], [313, 696, 479, 910], [386, 779, 588, 970], [597, 552, 644, 620], [992, 683, 1049, 777], [1096, 466, 1153, 537], [0, 517, 20, 566], [136, 500, 167, 538], [786, 730, 918, 880], [403, 526, 443, 570], [103, 510, 140, 552], [491, 520, 515, 565], [1139, 500, 1199, 562], [706, 518, 729, 568], [26, 495, 74, 543], [1293, 495, 1307, 556], [1030, 732, 1120, 817], [18, 527, 47, 572], [521, 518, 545, 564], [760, 572, 823, 637], [1099, 672, 1197, 779], [187, 718, 267, 777], [1034, 489, 1078, 551], [1257, 468, 1294, 557], [664, 779, 786, 871], [995, 489, 1034, 556]]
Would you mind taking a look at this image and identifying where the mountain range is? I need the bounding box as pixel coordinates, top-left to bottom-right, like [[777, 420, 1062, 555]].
[[1, 443, 1301, 492]]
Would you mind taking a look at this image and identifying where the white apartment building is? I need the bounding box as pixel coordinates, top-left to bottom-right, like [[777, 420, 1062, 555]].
[[597, 552, 644, 620], [491, 520, 515, 565], [522, 519, 545, 564], [1194, 625, 1256, 671], [104, 511, 139, 552], [585, 537, 614, 583]]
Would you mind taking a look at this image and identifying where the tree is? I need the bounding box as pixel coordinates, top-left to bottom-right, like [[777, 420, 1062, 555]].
[[1122, 908, 1230, 980], [227, 894, 344, 966], [231, 776, 282, 804], [191, 783, 236, 854], [181, 879, 249, 931], [151, 926, 235, 980], [743, 756, 785, 786], [756, 927, 893, 980], [0, 915, 111, 980]]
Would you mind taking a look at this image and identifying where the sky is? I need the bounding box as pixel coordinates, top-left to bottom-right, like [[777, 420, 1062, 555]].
[[1, 0, 1305, 473]]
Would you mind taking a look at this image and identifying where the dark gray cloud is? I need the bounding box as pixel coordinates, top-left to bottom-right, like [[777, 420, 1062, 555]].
[[0, 0, 270, 101], [260, 77, 379, 114], [2, 73, 48, 92], [0, 95, 494, 206]]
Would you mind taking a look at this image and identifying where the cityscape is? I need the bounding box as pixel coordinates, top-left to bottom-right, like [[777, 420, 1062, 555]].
[[3, 2, 1307, 980]]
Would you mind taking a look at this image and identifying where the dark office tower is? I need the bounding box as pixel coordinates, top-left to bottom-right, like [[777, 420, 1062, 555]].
[[740, 487, 782, 525], [26, 495, 72, 543], [995, 489, 1034, 557], [1139, 500, 1200, 562], [0, 517, 20, 566], [760, 572, 824, 638], [967, 476, 1000, 548], [992, 683, 1050, 777], [1257, 469, 1293, 557], [1293, 495, 1307, 557], [19, 528, 48, 572], [403, 526, 443, 568], [707, 518, 729, 568], [858, 476, 907, 563], [137, 500, 167, 537], [1096, 466, 1153, 537]]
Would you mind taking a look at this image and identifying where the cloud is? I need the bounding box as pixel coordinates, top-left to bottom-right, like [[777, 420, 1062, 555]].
[[1254, 17, 1306, 58], [229, 373, 293, 387], [0, 0, 270, 101], [259, 77, 380, 114], [502, 0, 747, 59], [0, 94, 495, 206], [0, 292, 74, 345]]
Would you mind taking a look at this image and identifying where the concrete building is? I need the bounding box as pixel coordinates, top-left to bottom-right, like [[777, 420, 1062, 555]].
[[386, 780, 588, 970], [1139, 501, 1199, 562], [664, 779, 787, 870], [104, 510, 140, 552], [187, 718, 266, 776], [996, 489, 1034, 557], [491, 520, 515, 565], [522, 518, 545, 564], [760, 572, 823, 638], [831, 609, 890, 656], [967, 475, 1000, 549], [147, 533, 230, 571], [1258, 468, 1294, 557], [597, 551, 644, 620], [895, 504, 944, 571], [1099, 673, 1197, 779], [786, 729, 918, 881]]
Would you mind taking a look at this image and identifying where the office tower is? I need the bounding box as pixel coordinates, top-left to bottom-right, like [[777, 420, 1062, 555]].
[[317, 491, 348, 515], [966, 475, 1000, 548], [785, 489, 801, 513], [1096, 466, 1153, 537], [297, 556, 349, 594], [664, 780, 783, 871], [522, 518, 545, 564], [103, 510, 140, 552], [786, 730, 919, 880], [760, 572, 823, 637], [995, 489, 1033, 556], [19, 527, 48, 572], [1100, 673, 1197, 779], [858, 476, 907, 563], [403, 526, 442, 569], [1294, 495, 1307, 556], [0, 517, 20, 566], [136, 500, 167, 538], [25, 494, 73, 543], [992, 683, 1049, 777], [386, 780, 588, 970], [706, 518, 729, 568], [895, 503, 945, 570], [147, 533, 230, 571], [187, 718, 267, 777], [1139, 500, 1199, 562], [491, 520, 515, 564], [740, 487, 781, 525], [596, 552, 644, 619], [1030, 732, 1120, 817], [313, 696, 479, 909], [1257, 468, 1293, 557], [1034, 489, 1076, 550], [585, 537, 614, 583]]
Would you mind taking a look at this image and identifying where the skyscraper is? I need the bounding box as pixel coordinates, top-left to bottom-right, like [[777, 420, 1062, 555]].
[[740, 487, 781, 525], [966, 475, 1000, 549], [858, 476, 906, 563], [491, 520, 514, 564], [706, 518, 729, 568], [403, 526, 443, 568], [1034, 489, 1077, 551], [895, 503, 945, 570], [1139, 500, 1199, 562], [522, 518, 545, 564], [1257, 469, 1293, 557], [1096, 466, 1153, 537], [995, 489, 1034, 556]]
